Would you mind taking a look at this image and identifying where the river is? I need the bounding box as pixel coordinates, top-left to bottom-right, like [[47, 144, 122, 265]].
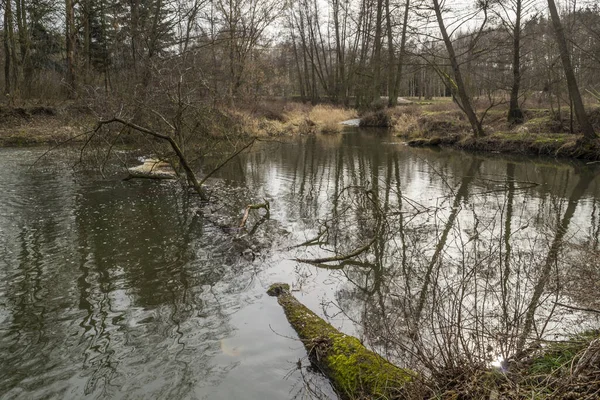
[[1, 128, 600, 399]]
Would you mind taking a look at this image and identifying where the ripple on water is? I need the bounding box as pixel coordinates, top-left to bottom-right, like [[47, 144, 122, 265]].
[[2, 139, 600, 399]]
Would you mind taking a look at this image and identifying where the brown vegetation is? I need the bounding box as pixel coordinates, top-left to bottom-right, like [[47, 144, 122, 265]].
[[0, 105, 93, 146], [385, 100, 600, 160], [0, 101, 360, 147]]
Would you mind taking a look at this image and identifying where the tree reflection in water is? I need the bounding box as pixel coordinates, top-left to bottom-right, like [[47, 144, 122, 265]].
[[286, 137, 600, 379], [3, 136, 600, 398]]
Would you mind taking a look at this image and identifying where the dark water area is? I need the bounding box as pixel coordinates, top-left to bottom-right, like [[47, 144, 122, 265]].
[[1, 129, 600, 398]]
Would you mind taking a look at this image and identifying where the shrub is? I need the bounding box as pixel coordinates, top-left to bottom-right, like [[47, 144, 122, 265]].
[[309, 105, 357, 134], [359, 110, 392, 127]]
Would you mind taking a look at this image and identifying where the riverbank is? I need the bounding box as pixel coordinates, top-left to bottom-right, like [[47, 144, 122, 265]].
[[5, 99, 600, 164], [383, 100, 600, 161], [0, 101, 358, 147], [446, 330, 600, 399], [406, 131, 600, 161], [270, 282, 600, 399], [0, 105, 93, 146]]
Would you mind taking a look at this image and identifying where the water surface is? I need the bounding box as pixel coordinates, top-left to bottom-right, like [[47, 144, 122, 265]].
[[1, 129, 600, 398]]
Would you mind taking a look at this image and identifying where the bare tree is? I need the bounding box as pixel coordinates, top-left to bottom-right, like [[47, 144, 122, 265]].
[[431, 0, 486, 137], [388, 0, 410, 107], [546, 0, 596, 139], [491, 0, 530, 123], [65, 0, 77, 93]]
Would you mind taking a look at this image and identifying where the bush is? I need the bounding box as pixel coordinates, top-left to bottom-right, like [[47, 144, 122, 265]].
[[309, 105, 357, 134], [360, 110, 392, 127]]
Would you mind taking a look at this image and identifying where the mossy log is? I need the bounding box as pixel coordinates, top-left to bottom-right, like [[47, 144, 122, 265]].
[[267, 283, 413, 399]]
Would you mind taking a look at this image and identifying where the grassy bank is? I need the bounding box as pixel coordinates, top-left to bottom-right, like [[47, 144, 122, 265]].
[[233, 101, 357, 136], [6, 96, 600, 163], [0, 105, 94, 146], [0, 101, 357, 147], [406, 131, 600, 160], [380, 98, 600, 161], [442, 330, 600, 399]]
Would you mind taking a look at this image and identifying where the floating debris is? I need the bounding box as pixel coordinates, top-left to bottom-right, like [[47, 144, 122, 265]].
[[127, 158, 177, 180]]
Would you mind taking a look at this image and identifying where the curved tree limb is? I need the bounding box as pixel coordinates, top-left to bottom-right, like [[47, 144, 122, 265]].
[[96, 117, 208, 200]]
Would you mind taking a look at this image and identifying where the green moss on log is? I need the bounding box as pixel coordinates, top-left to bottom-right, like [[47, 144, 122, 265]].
[[267, 282, 413, 399]]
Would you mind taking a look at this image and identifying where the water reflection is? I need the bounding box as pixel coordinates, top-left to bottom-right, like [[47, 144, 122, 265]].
[[1, 131, 600, 398], [0, 149, 297, 399], [217, 130, 600, 373]]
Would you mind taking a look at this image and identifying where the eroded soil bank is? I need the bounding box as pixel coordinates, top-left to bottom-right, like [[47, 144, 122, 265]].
[[0, 105, 92, 146], [385, 102, 600, 161]]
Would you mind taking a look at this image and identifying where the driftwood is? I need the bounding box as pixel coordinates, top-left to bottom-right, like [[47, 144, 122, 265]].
[[94, 118, 208, 199], [127, 158, 177, 179], [93, 118, 256, 201]]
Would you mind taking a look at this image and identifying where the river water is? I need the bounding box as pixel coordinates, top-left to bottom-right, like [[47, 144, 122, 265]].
[[1, 129, 600, 399]]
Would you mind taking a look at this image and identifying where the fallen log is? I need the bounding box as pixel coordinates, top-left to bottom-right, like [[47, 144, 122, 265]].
[[267, 283, 414, 399]]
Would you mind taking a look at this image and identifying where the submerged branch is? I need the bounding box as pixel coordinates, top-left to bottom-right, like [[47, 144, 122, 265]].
[[294, 235, 377, 265], [239, 200, 270, 229], [293, 187, 383, 267], [199, 138, 256, 186], [554, 302, 600, 315]]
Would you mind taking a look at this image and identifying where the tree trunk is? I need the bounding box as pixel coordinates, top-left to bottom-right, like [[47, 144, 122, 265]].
[[385, 0, 394, 106], [371, 0, 384, 104], [389, 0, 410, 107], [82, 0, 91, 82], [432, 0, 485, 137], [267, 283, 414, 399], [333, 0, 346, 104], [130, 0, 140, 74], [65, 0, 77, 95], [3, 0, 13, 95], [547, 0, 595, 139], [15, 0, 29, 90], [508, 0, 524, 124]]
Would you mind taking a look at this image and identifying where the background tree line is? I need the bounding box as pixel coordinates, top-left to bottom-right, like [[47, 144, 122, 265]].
[[1, 0, 599, 128]]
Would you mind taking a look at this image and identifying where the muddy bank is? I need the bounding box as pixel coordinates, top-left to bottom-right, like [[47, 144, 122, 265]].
[[0, 105, 92, 146], [404, 132, 600, 161]]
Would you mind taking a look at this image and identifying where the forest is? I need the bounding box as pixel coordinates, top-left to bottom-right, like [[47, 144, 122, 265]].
[[1, 0, 600, 143]]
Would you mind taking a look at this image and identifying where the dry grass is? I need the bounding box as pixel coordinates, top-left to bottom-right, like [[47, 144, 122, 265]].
[[359, 109, 393, 127], [0, 101, 358, 146], [436, 331, 600, 399], [391, 105, 470, 138], [230, 102, 356, 136], [308, 104, 357, 133], [390, 101, 600, 160], [0, 105, 94, 146]]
